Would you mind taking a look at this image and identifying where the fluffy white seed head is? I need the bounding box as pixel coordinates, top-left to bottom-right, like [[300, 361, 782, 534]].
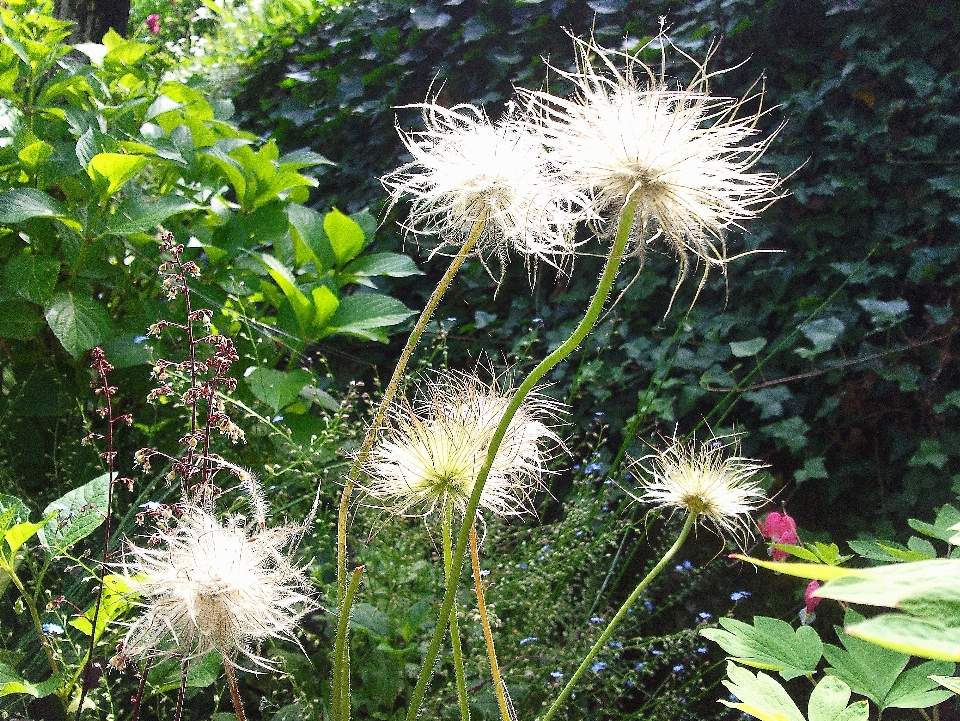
[[363, 372, 564, 519], [633, 433, 768, 542], [114, 504, 315, 672], [521, 35, 783, 299], [382, 103, 588, 274]]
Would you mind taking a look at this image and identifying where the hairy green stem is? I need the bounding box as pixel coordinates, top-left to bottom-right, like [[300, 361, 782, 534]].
[[405, 202, 638, 721], [540, 512, 696, 721], [332, 566, 364, 721], [443, 505, 470, 721], [471, 525, 512, 721], [332, 222, 484, 720]]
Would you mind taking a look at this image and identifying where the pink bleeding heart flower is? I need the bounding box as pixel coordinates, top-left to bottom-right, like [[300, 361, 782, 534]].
[[146, 14, 161, 34], [757, 511, 799, 561], [799, 580, 822, 625]]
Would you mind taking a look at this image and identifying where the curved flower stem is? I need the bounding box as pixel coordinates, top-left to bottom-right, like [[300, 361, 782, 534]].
[[471, 525, 513, 721], [405, 201, 638, 721], [443, 505, 470, 721], [540, 512, 695, 721], [222, 655, 247, 721], [332, 221, 484, 721], [333, 566, 364, 721]]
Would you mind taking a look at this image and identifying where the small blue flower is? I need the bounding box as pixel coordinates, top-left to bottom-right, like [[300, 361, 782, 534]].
[[538, 555, 545, 561], [643, 600, 654, 612], [589, 616, 604, 624], [603, 478, 614, 485], [542, 544, 551, 551], [584, 462, 603, 475], [445, 317, 457, 323], [651, 649, 662, 656], [673, 664, 685, 673], [634, 662, 645, 671], [272, 415, 284, 423], [532, 317, 545, 327], [139, 501, 162, 512], [698, 611, 712, 621], [609, 641, 623, 649], [575, 530, 583, 537], [42, 623, 64, 635], [133, 335, 149, 344], [518, 563, 528, 570], [550, 670, 563, 679], [679, 696, 687, 704], [625, 679, 634, 688], [601, 505, 610, 512], [591, 661, 607, 673], [624, 472, 634, 481], [697, 647, 709, 654], [730, 591, 751, 602], [520, 637, 539, 646]]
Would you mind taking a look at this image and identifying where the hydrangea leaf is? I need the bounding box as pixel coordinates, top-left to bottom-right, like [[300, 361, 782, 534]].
[[701, 616, 823, 680]]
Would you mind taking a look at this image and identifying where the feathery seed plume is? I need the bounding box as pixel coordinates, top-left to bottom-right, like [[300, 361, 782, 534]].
[[364, 372, 563, 519]]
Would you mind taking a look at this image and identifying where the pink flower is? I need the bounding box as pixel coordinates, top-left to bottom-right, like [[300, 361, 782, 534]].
[[146, 14, 161, 34], [757, 511, 799, 561], [804, 581, 822, 615]]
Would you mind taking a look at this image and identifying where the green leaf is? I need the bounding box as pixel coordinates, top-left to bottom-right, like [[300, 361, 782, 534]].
[[310, 285, 339, 332], [808, 676, 868, 721], [730, 337, 767, 357], [38, 473, 110, 552], [87, 153, 148, 197], [148, 649, 223, 693], [701, 616, 823, 680], [822, 610, 910, 711], [0, 188, 68, 224], [795, 457, 829, 483], [244, 367, 314, 413], [288, 204, 335, 272], [69, 574, 131, 639], [929, 676, 960, 695], [846, 614, 960, 661], [719, 662, 806, 721], [730, 554, 870, 581], [909, 439, 948, 469], [4, 255, 59, 303], [259, 253, 313, 335], [0, 300, 44, 339], [0, 662, 63, 698], [44, 292, 115, 356], [341, 252, 423, 284], [350, 602, 394, 639], [799, 317, 845, 355], [858, 298, 909, 324], [17, 140, 52, 169], [325, 294, 414, 342], [3, 519, 48, 558], [883, 659, 955, 709], [107, 195, 197, 235], [323, 208, 365, 266], [909, 505, 960, 544]]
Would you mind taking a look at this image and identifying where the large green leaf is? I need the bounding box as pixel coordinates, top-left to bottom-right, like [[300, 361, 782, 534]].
[[44, 292, 115, 356], [288, 204, 335, 272], [259, 254, 313, 336], [701, 617, 823, 680], [340, 252, 423, 288], [244, 367, 314, 413], [324, 207, 365, 266], [70, 574, 131, 639], [720, 662, 806, 721], [808, 676, 869, 721], [0, 663, 63, 698], [38, 473, 110, 553], [4, 254, 59, 303], [0, 300, 44, 339], [845, 614, 960, 661], [107, 195, 197, 235], [325, 294, 414, 342], [87, 152, 148, 197], [0, 188, 68, 224]]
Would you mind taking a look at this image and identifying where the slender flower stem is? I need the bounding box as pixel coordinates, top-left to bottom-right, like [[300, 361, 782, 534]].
[[173, 658, 189, 721], [444, 505, 470, 721], [129, 661, 149, 721], [223, 656, 247, 721], [332, 566, 364, 721], [540, 512, 696, 721], [332, 221, 484, 721], [405, 201, 639, 721], [471, 525, 512, 721]]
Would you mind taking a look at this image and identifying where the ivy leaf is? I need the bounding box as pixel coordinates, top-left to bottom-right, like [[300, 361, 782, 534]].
[[44, 292, 116, 356], [701, 617, 823, 680], [730, 337, 767, 357]]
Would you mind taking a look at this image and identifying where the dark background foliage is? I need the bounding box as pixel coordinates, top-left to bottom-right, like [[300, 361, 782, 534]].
[[233, 0, 960, 540]]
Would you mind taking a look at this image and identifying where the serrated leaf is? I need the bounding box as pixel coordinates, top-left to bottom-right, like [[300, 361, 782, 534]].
[[44, 293, 115, 356], [719, 662, 806, 721], [325, 294, 414, 342], [4, 255, 59, 303], [288, 204, 335, 272], [0, 662, 63, 698], [39, 473, 110, 552], [701, 616, 823, 679], [324, 208, 365, 266], [809, 676, 868, 721], [0, 188, 68, 224], [87, 152, 148, 197], [0, 300, 44, 339], [342, 252, 423, 279], [310, 285, 339, 332], [244, 367, 314, 413], [108, 195, 197, 235], [258, 253, 313, 334], [350, 602, 394, 639]]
